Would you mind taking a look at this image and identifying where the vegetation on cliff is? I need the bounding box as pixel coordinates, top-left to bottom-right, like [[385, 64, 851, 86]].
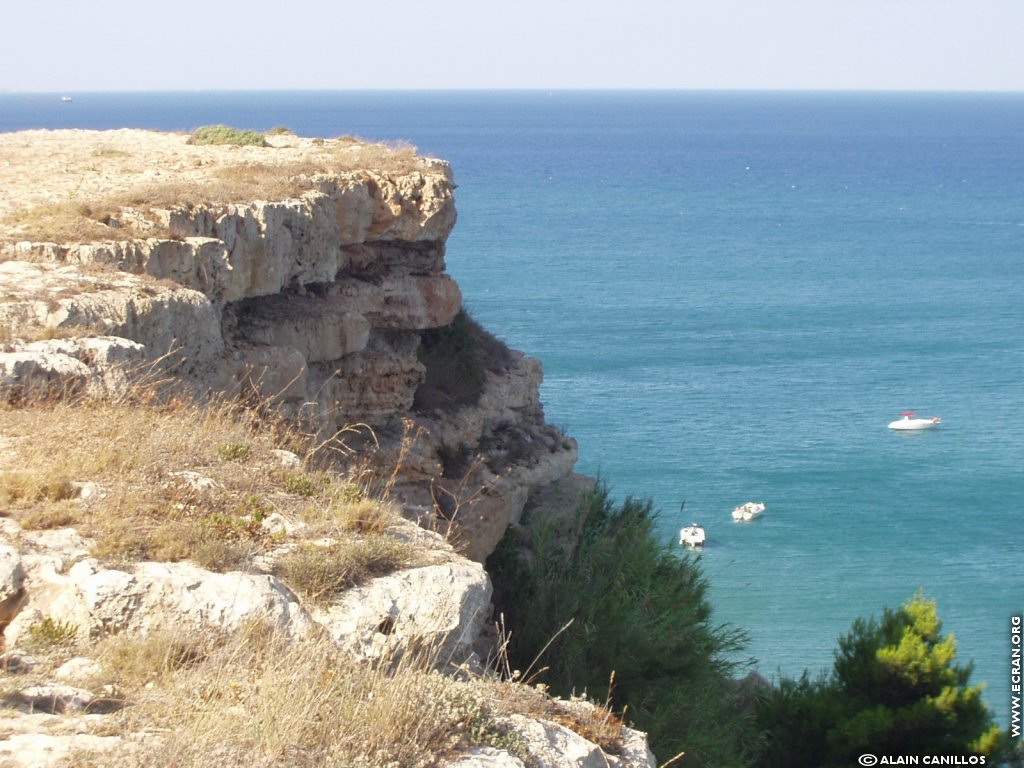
[[488, 488, 1020, 767], [755, 593, 1016, 767], [414, 309, 516, 416], [488, 486, 761, 766], [0, 128, 432, 245], [0, 381, 642, 767], [186, 124, 269, 147]]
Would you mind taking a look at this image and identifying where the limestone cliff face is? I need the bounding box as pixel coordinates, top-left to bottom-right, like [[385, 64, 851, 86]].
[[0, 130, 578, 562]]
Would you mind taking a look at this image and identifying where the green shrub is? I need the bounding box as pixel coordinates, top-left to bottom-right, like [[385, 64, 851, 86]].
[[413, 310, 486, 413], [283, 472, 324, 498], [24, 617, 79, 651], [217, 442, 252, 462], [187, 125, 268, 147], [414, 310, 515, 414], [488, 485, 758, 766], [437, 442, 474, 479]]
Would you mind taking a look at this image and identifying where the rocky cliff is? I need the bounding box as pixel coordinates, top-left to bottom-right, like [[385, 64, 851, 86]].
[[0, 128, 581, 563], [0, 129, 635, 767]]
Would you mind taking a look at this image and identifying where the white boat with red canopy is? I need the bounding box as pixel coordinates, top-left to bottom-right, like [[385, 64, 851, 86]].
[[888, 411, 941, 431]]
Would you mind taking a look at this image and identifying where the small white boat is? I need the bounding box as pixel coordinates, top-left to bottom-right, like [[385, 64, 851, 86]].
[[732, 501, 765, 522], [60, 96, 73, 103], [679, 524, 706, 549], [888, 411, 941, 431]]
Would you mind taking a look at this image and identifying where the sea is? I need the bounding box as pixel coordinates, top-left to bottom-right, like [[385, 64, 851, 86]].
[[2, 90, 1021, 725]]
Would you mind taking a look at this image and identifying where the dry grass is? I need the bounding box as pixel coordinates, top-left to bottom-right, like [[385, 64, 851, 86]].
[[2, 201, 130, 244], [78, 625, 521, 768], [0, 467, 77, 505], [0, 384, 403, 574], [272, 537, 414, 605], [0, 323, 101, 347], [0, 393, 267, 564], [301, 480, 397, 535], [75, 623, 630, 767], [1, 132, 433, 246], [481, 677, 626, 757], [93, 631, 214, 691]]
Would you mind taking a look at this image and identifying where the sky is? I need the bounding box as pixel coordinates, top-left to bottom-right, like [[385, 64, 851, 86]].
[[3, 0, 1023, 92]]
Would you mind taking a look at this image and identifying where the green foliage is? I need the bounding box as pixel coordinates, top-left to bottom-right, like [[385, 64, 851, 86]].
[[437, 441, 474, 479], [216, 442, 252, 462], [755, 672, 844, 768], [414, 309, 515, 414], [283, 472, 324, 498], [756, 593, 1011, 767], [24, 617, 78, 651], [488, 485, 758, 766], [414, 310, 487, 412], [187, 125, 268, 147]]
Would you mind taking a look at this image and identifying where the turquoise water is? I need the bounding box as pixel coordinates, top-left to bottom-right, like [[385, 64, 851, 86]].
[[3, 91, 1021, 724]]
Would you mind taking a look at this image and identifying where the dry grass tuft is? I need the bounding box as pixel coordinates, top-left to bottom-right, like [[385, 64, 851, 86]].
[[17, 503, 80, 531], [273, 537, 414, 605], [0, 467, 77, 504], [300, 480, 397, 536], [2, 201, 130, 244], [94, 631, 214, 691], [82, 625, 520, 768], [0, 323, 101, 346]]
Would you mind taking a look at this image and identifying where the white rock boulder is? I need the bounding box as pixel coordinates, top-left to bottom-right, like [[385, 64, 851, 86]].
[[313, 562, 492, 666], [6, 557, 312, 646]]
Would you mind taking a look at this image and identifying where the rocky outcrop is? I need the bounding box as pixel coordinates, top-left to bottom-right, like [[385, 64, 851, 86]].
[[503, 714, 656, 768], [0, 517, 490, 670], [0, 543, 26, 631], [313, 560, 492, 665], [0, 512, 656, 768], [0, 131, 658, 768], [443, 716, 658, 768], [0, 130, 576, 563]]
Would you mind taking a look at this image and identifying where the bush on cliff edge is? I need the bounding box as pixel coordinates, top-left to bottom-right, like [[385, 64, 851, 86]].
[[414, 309, 516, 414], [488, 485, 761, 766]]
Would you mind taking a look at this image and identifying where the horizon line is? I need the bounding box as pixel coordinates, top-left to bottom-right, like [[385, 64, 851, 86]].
[[3, 86, 1024, 96]]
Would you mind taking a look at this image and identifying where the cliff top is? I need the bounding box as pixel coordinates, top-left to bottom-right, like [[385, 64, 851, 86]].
[[0, 128, 446, 244]]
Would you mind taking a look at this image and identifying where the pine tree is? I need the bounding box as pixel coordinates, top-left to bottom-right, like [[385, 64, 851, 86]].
[[756, 592, 1011, 767], [826, 592, 1002, 762]]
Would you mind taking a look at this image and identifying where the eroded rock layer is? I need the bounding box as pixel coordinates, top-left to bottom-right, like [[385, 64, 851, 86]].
[[0, 130, 578, 562]]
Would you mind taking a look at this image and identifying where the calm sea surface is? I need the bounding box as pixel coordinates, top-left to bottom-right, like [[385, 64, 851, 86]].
[[3, 91, 1021, 723]]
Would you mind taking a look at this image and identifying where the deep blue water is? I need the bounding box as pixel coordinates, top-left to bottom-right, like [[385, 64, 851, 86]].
[[3, 90, 1021, 725]]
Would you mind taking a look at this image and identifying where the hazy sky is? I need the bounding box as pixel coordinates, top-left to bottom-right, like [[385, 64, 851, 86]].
[[3, 0, 1023, 92]]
